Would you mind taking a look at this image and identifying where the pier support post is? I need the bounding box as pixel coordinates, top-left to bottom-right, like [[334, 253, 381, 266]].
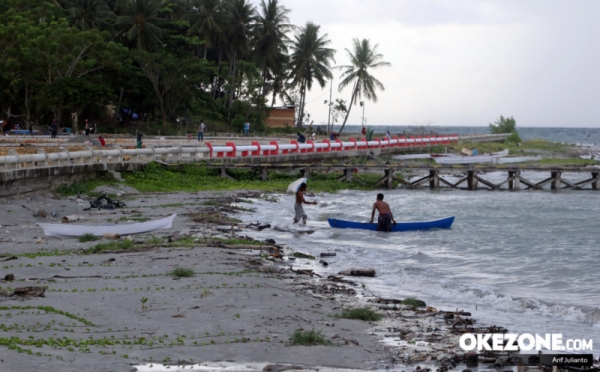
[[220, 168, 234, 180], [261, 167, 269, 181], [593, 172, 599, 190], [467, 170, 478, 190], [508, 171, 521, 191], [429, 170, 439, 189], [551, 171, 561, 190], [375, 169, 395, 189]]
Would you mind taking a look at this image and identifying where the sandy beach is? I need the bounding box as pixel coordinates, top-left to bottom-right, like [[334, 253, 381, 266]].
[[0, 187, 503, 372]]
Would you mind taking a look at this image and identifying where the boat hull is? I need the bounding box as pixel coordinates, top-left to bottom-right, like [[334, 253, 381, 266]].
[[38, 214, 177, 237], [327, 216, 454, 232], [497, 156, 542, 164]]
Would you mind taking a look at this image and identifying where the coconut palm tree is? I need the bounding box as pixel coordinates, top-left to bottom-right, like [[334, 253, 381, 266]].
[[225, 0, 255, 107], [254, 0, 292, 96], [115, 0, 165, 52], [187, 0, 229, 59], [64, 0, 116, 31], [337, 38, 390, 135], [289, 22, 335, 127]]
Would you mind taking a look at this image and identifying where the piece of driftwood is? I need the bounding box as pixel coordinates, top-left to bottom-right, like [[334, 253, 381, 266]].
[[62, 215, 86, 223], [338, 268, 376, 277], [103, 232, 121, 239], [14, 286, 46, 297]]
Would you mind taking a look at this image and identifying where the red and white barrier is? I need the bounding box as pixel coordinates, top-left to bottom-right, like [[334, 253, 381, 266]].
[[205, 134, 459, 158]]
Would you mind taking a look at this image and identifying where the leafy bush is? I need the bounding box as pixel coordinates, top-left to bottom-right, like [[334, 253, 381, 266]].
[[489, 115, 517, 134], [78, 233, 99, 243], [505, 131, 522, 144], [169, 267, 195, 278], [290, 329, 331, 346], [401, 297, 426, 307], [335, 307, 382, 321]]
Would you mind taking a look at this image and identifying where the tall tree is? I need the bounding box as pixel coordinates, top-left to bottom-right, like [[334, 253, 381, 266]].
[[254, 0, 292, 96], [289, 22, 335, 128], [186, 0, 228, 59], [132, 50, 213, 127], [64, 0, 116, 31], [337, 38, 390, 135], [115, 0, 165, 52], [225, 0, 255, 110]]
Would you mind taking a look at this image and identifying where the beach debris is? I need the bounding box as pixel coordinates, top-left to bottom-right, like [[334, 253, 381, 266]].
[[35, 209, 48, 218], [247, 222, 271, 231], [319, 260, 328, 267], [4, 274, 15, 281], [263, 364, 312, 372], [86, 194, 126, 211], [1, 286, 47, 298], [320, 252, 336, 257], [171, 314, 186, 318], [0, 256, 18, 262], [338, 268, 376, 277], [62, 215, 86, 223], [264, 238, 276, 244], [50, 212, 59, 218], [293, 252, 315, 259], [103, 232, 121, 239]]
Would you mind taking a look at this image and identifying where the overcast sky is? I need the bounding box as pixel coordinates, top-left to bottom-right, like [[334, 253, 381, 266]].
[[252, 0, 600, 127]]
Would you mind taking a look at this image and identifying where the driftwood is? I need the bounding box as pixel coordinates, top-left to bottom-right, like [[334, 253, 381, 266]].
[[290, 266, 323, 278], [320, 252, 337, 257], [62, 215, 86, 223], [103, 232, 121, 239], [327, 276, 357, 286], [0, 256, 18, 262], [1, 286, 47, 297], [338, 268, 376, 277]]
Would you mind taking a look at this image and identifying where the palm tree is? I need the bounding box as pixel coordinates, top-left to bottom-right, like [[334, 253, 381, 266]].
[[64, 0, 116, 31], [289, 22, 335, 127], [224, 0, 256, 108], [115, 0, 165, 52], [337, 38, 390, 135], [187, 0, 229, 59], [254, 0, 292, 96]]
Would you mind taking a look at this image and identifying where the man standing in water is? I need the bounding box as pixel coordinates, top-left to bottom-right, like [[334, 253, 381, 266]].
[[370, 193, 396, 232], [294, 183, 317, 225]]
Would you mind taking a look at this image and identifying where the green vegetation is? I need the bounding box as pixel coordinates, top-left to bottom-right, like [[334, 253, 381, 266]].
[[169, 267, 195, 278], [0, 305, 94, 326], [335, 307, 382, 322], [84, 239, 135, 254], [55, 176, 116, 197], [453, 139, 575, 159], [401, 297, 426, 307], [123, 162, 399, 193], [489, 115, 522, 143], [78, 234, 100, 243], [290, 329, 331, 346], [293, 252, 315, 259]]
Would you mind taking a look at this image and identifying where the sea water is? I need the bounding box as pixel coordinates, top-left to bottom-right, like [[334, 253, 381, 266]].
[[237, 187, 600, 357], [331, 125, 600, 146]]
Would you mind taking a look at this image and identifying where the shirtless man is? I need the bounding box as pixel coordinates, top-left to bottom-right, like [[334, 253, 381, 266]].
[[370, 193, 396, 232], [294, 183, 317, 225]]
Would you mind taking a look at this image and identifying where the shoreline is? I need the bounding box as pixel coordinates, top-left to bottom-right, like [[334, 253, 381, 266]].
[[0, 187, 510, 372]]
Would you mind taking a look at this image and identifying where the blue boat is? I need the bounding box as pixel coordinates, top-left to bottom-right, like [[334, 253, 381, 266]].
[[327, 216, 455, 232]]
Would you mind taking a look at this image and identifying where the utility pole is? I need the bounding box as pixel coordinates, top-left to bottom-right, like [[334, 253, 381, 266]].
[[327, 79, 332, 135]]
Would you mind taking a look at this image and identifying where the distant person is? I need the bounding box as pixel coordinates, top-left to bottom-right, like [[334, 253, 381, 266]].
[[98, 136, 106, 146], [243, 121, 250, 137], [29, 123, 33, 136], [50, 119, 58, 138], [370, 193, 396, 232], [187, 131, 191, 141], [294, 183, 317, 225], [361, 126, 366, 136], [311, 131, 316, 141], [297, 132, 306, 143], [198, 120, 206, 141], [136, 133, 143, 149], [84, 119, 90, 135], [385, 130, 391, 141], [366, 127, 374, 141]]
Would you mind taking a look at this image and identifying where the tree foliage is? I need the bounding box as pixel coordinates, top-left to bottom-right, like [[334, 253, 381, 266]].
[[0, 0, 388, 134], [489, 115, 517, 134]]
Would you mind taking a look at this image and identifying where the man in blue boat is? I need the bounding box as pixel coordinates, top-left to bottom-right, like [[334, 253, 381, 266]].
[[370, 193, 396, 232], [294, 183, 317, 225]]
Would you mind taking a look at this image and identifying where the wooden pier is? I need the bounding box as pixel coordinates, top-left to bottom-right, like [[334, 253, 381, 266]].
[[207, 163, 600, 191]]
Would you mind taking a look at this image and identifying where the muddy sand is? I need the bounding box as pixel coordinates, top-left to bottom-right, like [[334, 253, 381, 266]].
[[0, 189, 493, 372]]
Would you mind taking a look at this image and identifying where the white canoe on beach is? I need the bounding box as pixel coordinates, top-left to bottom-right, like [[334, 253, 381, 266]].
[[497, 156, 542, 164], [434, 150, 509, 165], [38, 214, 177, 237]]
